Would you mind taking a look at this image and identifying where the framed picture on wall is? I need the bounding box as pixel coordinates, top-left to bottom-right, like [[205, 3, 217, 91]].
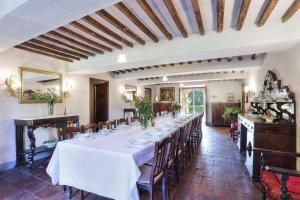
[[226, 93, 235, 102], [160, 87, 175, 101]]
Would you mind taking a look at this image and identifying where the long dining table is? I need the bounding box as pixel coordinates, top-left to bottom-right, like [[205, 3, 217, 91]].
[[46, 114, 196, 200]]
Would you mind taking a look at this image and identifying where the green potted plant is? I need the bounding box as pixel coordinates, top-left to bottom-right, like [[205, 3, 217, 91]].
[[134, 96, 153, 128], [171, 102, 181, 118], [223, 106, 242, 123], [31, 88, 59, 115]]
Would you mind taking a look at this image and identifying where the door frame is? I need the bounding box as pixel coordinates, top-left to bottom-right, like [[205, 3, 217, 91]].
[[89, 78, 109, 123]]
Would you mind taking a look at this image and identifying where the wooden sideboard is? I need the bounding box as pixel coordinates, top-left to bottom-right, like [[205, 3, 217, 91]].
[[153, 102, 172, 115], [15, 115, 79, 169], [238, 113, 296, 180], [210, 102, 241, 127]]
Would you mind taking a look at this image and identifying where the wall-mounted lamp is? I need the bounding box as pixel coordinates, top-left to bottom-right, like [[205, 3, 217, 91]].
[[5, 75, 20, 97], [245, 85, 255, 103], [63, 79, 74, 98]]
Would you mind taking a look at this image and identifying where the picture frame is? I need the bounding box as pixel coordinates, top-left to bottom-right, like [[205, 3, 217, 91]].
[[225, 93, 235, 102], [160, 87, 175, 101]]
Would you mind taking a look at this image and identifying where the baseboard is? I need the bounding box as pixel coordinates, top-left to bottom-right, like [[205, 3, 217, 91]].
[[206, 121, 212, 126], [0, 160, 16, 172]]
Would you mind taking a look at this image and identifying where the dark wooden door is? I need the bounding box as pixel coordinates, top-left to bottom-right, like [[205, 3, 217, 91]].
[[94, 82, 108, 123]]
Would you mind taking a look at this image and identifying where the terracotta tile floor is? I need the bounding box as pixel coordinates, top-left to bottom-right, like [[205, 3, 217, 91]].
[[0, 126, 261, 200]]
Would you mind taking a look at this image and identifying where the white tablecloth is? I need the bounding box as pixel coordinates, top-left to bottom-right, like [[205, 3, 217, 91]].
[[46, 116, 192, 200]]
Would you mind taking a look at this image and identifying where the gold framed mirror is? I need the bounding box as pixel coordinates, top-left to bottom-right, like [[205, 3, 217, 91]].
[[19, 67, 63, 104]]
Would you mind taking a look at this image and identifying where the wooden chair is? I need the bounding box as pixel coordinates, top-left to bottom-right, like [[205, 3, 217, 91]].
[[168, 129, 180, 185], [60, 126, 81, 140], [116, 118, 129, 125], [82, 123, 99, 133], [99, 120, 116, 130], [131, 116, 140, 122], [255, 148, 300, 200], [137, 137, 172, 200], [191, 113, 204, 151]]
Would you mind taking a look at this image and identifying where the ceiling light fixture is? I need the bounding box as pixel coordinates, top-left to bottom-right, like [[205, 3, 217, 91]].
[[117, 52, 127, 63], [117, 28, 127, 63], [162, 74, 168, 81]]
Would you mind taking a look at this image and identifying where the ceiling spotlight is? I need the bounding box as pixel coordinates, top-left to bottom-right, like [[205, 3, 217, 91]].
[[117, 52, 127, 63], [162, 75, 168, 81]]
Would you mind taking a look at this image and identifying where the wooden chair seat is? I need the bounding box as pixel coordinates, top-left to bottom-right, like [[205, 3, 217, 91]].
[[261, 171, 300, 200]]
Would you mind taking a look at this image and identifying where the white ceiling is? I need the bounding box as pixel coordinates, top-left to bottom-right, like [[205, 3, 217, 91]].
[[1, 0, 300, 78], [0, 0, 122, 52], [67, 0, 300, 74]]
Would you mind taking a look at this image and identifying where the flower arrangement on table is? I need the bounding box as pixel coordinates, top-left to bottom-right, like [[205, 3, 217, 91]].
[[171, 102, 181, 118], [133, 96, 153, 128], [31, 88, 59, 115]]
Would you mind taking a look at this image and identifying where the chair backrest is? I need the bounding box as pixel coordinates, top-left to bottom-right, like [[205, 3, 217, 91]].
[[169, 129, 180, 162], [83, 123, 99, 133], [117, 118, 129, 125], [100, 120, 115, 130], [198, 112, 204, 129], [131, 116, 140, 122], [61, 126, 81, 140], [151, 137, 171, 184]]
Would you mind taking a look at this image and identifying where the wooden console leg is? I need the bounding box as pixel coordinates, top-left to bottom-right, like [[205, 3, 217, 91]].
[[27, 126, 36, 170]]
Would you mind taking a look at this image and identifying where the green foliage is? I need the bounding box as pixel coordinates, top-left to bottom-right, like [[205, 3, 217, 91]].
[[223, 106, 242, 121], [31, 88, 59, 104], [171, 103, 181, 112], [134, 96, 153, 118]]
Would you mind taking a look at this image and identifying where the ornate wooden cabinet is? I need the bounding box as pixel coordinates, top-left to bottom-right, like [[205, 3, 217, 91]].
[[238, 70, 297, 180], [211, 102, 241, 126], [153, 102, 172, 115], [238, 113, 296, 180]]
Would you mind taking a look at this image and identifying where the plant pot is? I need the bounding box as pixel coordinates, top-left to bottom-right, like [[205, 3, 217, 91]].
[[48, 103, 54, 115]]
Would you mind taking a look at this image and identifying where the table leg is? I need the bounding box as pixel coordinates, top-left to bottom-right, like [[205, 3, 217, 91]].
[[15, 125, 25, 166], [27, 126, 36, 169], [64, 186, 72, 200]]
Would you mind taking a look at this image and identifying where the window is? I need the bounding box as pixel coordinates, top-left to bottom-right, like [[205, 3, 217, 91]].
[[182, 87, 205, 114]]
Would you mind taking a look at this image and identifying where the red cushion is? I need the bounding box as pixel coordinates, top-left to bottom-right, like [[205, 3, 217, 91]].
[[261, 171, 300, 200], [275, 173, 300, 194]]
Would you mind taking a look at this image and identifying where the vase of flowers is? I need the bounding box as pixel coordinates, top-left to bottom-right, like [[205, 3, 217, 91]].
[[171, 102, 181, 118], [32, 88, 59, 115], [134, 96, 152, 128]]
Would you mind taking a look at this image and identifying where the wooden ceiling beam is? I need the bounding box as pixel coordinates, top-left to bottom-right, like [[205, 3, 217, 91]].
[[96, 10, 145, 45], [191, 0, 205, 35], [21, 42, 80, 60], [70, 21, 122, 49], [163, 0, 188, 38], [30, 38, 88, 59], [257, 0, 279, 27], [282, 0, 300, 23], [217, 0, 225, 32], [15, 45, 73, 62], [137, 0, 173, 40], [236, 0, 251, 31], [115, 2, 159, 43], [58, 27, 112, 52], [82, 15, 133, 47], [39, 35, 95, 56], [48, 31, 104, 54]]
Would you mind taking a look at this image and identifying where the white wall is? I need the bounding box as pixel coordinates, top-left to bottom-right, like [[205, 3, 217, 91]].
[[91, 73, 144, 120], [0, 48, 89, 170], [149, 81, 243, 123], [245, 44, 300, 167]]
